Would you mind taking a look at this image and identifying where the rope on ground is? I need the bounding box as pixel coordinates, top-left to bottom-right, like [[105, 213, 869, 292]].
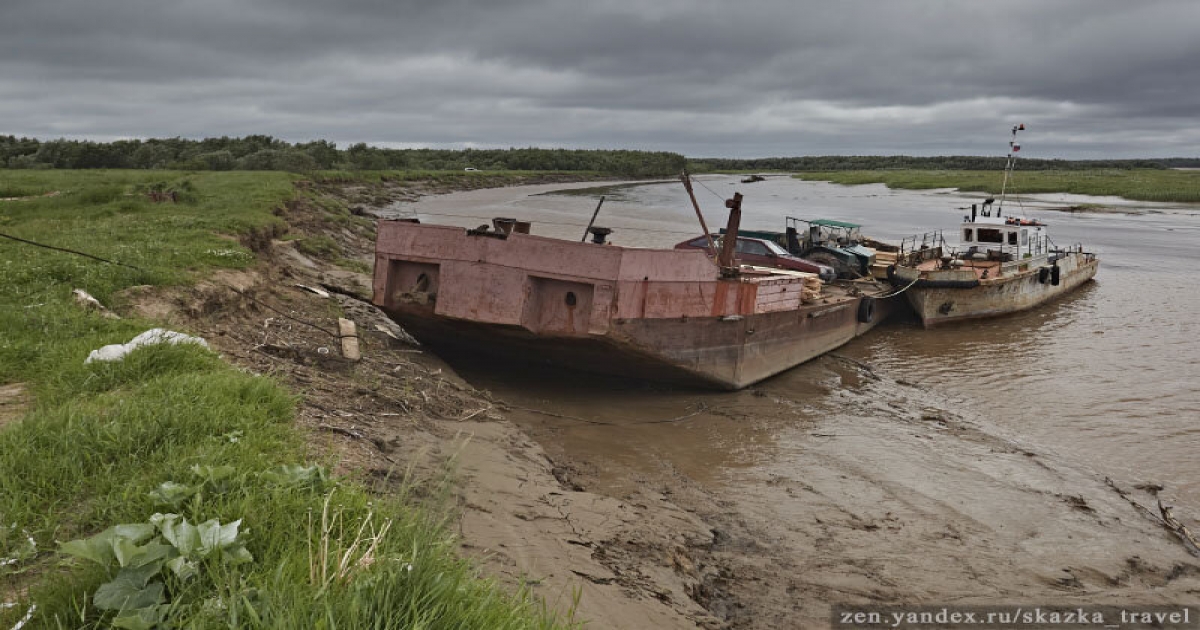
[[229, 287, 339, 339], [0, 230, 145, 272]]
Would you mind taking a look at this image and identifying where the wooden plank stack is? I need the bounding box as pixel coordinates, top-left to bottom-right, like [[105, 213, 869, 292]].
[[800, 275, 822, 303], [871, 249, 898, 280]]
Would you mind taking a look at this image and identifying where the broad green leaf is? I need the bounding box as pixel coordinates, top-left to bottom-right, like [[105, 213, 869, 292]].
[[60, 537, 112, 566], [261, 464, 328, 488], [152, 513, 200, 556], [114, 540, 174, 569], [112, 606, 166, 630], [190, 464, 237, 489], [93, 565, 165, 611], [148, 481, 198, 507], [166, 555, 199, 580], [61, 524, 153, 567], [221, 543, 254, 565], [111, 524, 156, 543], [196, 519, 241, 555], [111, 537, 143, 568]]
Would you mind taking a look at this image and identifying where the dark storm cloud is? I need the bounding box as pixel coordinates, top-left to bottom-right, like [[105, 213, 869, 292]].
[[2, 0, 1198, 157]]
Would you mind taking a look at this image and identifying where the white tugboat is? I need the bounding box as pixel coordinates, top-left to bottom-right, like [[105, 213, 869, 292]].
[[889, 125, 1099, 327]]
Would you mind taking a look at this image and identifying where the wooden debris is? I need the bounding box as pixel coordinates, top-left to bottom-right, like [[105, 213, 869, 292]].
[[374, 324, 400, 340], [1159, 498, 1200, 556], [459, 405, 493, 421], [1106, 477, 1200, 558], [338, 317, 361, 361], [295, 284, 331, 298]]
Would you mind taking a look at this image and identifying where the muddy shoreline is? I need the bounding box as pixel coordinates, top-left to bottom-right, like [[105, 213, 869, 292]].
[[159, 175, 1200, 630]]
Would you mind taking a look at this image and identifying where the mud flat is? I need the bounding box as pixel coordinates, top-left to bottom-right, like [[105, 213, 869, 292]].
[[170, 177, 1200, 630], [445, 352, 1200, 629]]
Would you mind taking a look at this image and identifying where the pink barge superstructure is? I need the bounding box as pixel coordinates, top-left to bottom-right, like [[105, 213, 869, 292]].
[[372, 193, 894, 389]]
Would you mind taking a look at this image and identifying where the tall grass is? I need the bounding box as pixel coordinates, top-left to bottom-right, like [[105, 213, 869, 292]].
[[793, 169, 1200, 203], [0, 170, 571, 628]]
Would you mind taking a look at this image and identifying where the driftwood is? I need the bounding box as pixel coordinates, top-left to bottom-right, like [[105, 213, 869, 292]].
[[458, 404, 493, 421], [1159, 498, 1200, 556], [295, 284, 331, 298], [317, 423, 366, 440], [1106, 477, 1200, 558]]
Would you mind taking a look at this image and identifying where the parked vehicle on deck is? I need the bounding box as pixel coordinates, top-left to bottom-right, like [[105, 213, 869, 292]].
[[674, 234, 836, 281]]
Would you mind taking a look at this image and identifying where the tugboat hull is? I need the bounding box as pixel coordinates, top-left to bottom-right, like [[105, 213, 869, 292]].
[[893, 253, 1098, 327]]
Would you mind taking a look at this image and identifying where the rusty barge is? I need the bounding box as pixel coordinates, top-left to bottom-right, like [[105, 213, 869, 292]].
[[372, 193, 895, 389]]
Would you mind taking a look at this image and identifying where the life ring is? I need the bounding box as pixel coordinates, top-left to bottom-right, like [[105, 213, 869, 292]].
[[857, 296, 876, 323]]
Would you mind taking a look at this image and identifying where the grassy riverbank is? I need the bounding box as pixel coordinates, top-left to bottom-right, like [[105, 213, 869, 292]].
[[0, 170, 570, 628], [793, 169, 1200, 203]]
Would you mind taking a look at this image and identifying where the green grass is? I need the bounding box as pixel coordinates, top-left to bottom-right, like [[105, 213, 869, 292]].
[[792, 169, 1200, 203], [0, 170, 572, 628]]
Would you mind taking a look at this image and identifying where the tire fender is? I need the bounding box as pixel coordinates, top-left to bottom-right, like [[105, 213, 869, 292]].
[[857, 296, 876, 324]]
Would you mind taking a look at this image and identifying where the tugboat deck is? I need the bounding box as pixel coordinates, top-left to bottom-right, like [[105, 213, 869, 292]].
[[914, 258, 1002, 279]]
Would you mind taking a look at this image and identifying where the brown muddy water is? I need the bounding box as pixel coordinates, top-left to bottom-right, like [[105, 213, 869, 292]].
[[383, 175, 1200, 524]]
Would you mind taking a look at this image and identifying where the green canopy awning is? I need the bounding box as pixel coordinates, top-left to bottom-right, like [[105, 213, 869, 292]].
[[810, 219, 861, 229]]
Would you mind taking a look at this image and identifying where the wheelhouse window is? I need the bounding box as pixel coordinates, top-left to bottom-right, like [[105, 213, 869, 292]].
[[977, 228, 1003, 243], [963, 228, 974, 242], [1007, 231, 1018, 245]]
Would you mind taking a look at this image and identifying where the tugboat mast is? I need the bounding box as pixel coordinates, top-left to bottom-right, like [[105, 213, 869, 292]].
[[997, 123, 1024, 214]]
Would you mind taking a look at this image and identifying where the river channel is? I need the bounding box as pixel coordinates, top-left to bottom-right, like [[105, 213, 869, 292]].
[[384, 174, 1200, 519]]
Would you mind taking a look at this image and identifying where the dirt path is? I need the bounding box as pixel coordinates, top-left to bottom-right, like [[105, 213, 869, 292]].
[[124, 176, 1200, 630]]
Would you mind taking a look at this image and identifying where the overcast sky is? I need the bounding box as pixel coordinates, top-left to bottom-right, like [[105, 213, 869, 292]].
[[3, 0, 1198, 158]]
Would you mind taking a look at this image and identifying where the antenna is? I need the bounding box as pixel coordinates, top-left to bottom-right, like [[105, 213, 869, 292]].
[[997, 123, 1024, 213]]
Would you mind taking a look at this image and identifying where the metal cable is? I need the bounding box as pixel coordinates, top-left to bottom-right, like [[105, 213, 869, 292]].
[[0, 230, 146, 272]]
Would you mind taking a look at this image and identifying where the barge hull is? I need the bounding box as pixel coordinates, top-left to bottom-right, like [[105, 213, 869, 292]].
[[372, 220, 893, 390], [384, 295, 891, 390]]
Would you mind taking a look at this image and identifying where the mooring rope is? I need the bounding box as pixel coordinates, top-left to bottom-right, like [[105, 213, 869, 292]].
[[864, 274, 920, 299]]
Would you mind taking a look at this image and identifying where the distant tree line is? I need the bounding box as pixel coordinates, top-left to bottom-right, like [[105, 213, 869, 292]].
[[5, 135, 1196, 175], [0, 135, 688, 177], [688, 155, 1200, 171]]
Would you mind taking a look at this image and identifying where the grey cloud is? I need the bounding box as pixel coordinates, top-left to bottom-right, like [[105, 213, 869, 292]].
[[2, 0, 1199, 157]]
